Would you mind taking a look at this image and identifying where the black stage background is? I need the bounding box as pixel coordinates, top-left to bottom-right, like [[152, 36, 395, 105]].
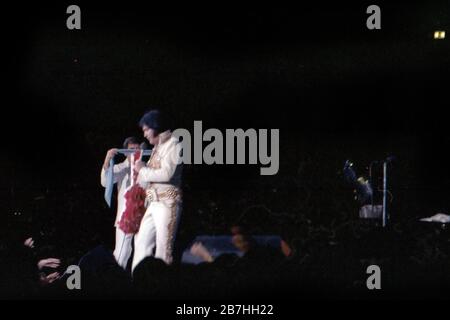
[[1, 1, 449, 300]]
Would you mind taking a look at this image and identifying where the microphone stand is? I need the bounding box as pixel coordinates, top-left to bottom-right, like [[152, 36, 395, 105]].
[[382, 161, 388, 227], [369, 161, 377, 220], [369, 159, 390, 227], [116, 149, 152, 156]]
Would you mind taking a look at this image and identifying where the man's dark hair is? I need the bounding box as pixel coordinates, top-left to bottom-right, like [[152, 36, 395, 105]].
[[139, 110, 170, 135], [122, 136, 140, 149]]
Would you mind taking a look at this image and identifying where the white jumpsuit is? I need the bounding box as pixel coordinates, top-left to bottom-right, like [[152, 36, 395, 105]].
[[132, 130, 183, 272]]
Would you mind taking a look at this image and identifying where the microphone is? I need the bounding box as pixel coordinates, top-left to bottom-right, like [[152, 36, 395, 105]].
[[140, 142, 149, 150], [371, 155, 396, 165], [385, 155, 396, 163]]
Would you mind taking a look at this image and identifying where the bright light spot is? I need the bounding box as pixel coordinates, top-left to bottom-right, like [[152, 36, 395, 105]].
[[434, 30, 445, 39]]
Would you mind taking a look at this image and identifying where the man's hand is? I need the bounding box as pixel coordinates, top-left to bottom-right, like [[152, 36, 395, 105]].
[[37, 258, 62, 286], [134, 160, 146, 174], [39, 272, 61, 286], [103, 148, 118, 169], [37, 258, 61, 270], [23, 237, 35, 249], [190, 242, 214, 262]]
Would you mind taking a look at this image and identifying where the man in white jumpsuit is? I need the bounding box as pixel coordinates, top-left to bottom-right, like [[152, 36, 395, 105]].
[[132, 110, 183, 272], [101, 137, 140, 269]]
